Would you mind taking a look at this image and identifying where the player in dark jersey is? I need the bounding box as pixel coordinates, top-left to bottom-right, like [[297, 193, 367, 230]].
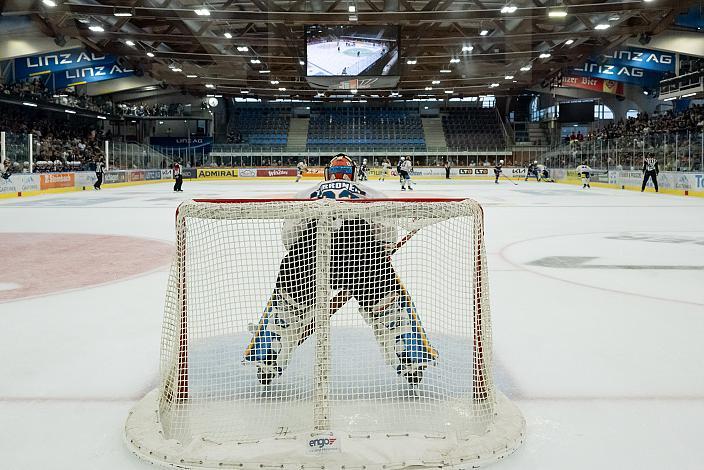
[[494, 160, 504, 184]]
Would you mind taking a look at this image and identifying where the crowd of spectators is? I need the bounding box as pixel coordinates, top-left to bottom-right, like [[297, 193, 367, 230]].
[[586, 105, 704, 141], [116, 102, 188, 117], [0, 105, 106, 173], [0, 77, 114, 114]]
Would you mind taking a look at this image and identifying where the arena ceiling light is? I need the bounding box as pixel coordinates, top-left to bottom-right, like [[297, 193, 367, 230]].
[[186, 74, 198, 78], [42, 0, 56, 6], [489, 83, 500, 88], [88, 25, 105, 32], [299, 60, 305, 65], [97, 115, 107, 120], [548, 9, 567, 17], [241, 90, 250, 94], [565, 39, 575, 45], [432, 80, 440, 84], [462, 45, 474, 52], [114, 7, 134, 16], [237, 46, 248, 52], [65, 110, 76, 114], [539, 52, 551, 58], [594, 23, 611, 30], [500, 5, 517, 14], [520, 65, 531, 71], [171, 68, 182, 72], [205, 83, 216, 89], [125, 40, 135, 46], [278, 87, 287, 91], [270, 80, 279, 85], [449, 58, 460, 63], [444, 90, 454, 94], [259, 69, 270, 74], [224, 32, 233, 39], [348, 5, 356, 12], [479, 29, 489, 36], [406, 59, 417, 64], [22, 102, 38, 107], [425, 87, 433, 91], [440, 68, 452, 73], [250, 59, 261, 64], [505, 75, 514, 79], [682, 92, 697, 98], [194, 7, 211, 16], [146, 52, 155, 57]]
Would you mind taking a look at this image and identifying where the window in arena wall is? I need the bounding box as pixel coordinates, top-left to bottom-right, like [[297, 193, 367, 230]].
[[626, 109, 639, 119], [594, 104, 614, 120]]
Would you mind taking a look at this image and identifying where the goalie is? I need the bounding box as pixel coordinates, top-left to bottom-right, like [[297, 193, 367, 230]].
[[244, 154, 438, 386]]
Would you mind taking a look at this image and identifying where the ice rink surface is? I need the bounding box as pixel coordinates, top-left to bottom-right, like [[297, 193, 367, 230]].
[[1, 178, 704, 470]]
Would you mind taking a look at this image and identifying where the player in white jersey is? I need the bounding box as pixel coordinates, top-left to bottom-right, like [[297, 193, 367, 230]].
[[380, 158, 391, 181], [399, 158, 414, 190], [576, 163, 592, 189], [244, 153, 437, 386], [295, 161, 306, 182]]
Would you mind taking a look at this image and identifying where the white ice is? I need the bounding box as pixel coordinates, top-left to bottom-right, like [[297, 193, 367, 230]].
[[307, 41, 385, 76], [1, 179, 704, 470]]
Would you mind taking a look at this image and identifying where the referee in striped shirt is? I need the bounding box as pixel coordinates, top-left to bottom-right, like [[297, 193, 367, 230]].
[[641, 155, 659, 193]]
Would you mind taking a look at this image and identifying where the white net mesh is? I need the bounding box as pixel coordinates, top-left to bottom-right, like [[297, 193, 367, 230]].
[[126, 198, 524, 469]]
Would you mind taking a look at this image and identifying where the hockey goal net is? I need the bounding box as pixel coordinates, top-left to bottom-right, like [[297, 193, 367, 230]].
[[125, 198, 524, 469]]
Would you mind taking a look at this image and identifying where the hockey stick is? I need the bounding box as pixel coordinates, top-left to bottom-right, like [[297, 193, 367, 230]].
[[501, 173, 519, 186]]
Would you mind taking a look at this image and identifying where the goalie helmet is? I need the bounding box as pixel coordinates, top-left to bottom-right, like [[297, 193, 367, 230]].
[[325, 153, 357, 181]]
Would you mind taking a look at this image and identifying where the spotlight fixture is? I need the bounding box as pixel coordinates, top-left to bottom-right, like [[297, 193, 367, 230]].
[[348, 5, 356, 12], [432, 80, 441, 84], [194, 7, 210, 16], [425, 87, 433, 91], [237, 46, 248, 52], [171, 68, 182, 72], [241, 90, 250, 94], [449, 58, 460, 63], [490, 83, 500, 88], [42, 0, 57, 6], [595, 23, 610, 30], [259, 69, 270, 74], [440, 68, 451, 73], [186, 74, 198, 78], [539, 52, 551, 58], [299, 60, 305, 65], [205, 83, 215, 89], [462, 45, 474, 52], [565, 39, 575, 45], [444, 90, 454, 94], [406, 59, 417, 64], [250, 59, 261, 64], [500, 5, 517, 13], [548, 9, 567, 17], [351, 89, 358, 94], [271, 80, 280, 85], [146, 52, 155, 57], [88, 25, 105, 32], [505, 75, 514, 80], [520, 65, 532, 71], [682, 92, 697, 98], [480, 29, 489, 36], [278, 87, 286, 91], [224, 32, 233, 39], [125, 40, 135, 46]]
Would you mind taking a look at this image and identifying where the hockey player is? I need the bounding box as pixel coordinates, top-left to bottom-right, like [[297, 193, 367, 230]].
[[296, 161, 307, 183], [525, 161, 539, 181], [94, 158, 104, 190], [536, 163, 554, 182], [243, 153, 437, 385], [399, 157, 413, 190], [494, 159, 504, 184], [359, 158, 369, 181], [1, 158, 14, 180], [380, 158, 391, 181], [641, 155, 659, 192], [397, 157, 404, 183], [173, 161, 183, 192], [576, 162, 592, 189]]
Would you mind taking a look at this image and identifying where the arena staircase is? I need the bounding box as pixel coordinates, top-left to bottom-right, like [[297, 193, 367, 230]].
[[287, 117, 309, 151], [421, 118, 448, 150]]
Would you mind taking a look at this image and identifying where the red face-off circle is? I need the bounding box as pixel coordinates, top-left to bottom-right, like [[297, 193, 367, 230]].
[[0, 233, 173, 302]]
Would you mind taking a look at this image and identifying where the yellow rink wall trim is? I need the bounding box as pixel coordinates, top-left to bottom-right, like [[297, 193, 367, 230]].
[[0, 179, 171, 199], [555, 176, 704, 198]]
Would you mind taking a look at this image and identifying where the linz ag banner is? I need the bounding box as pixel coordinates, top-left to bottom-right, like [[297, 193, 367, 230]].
[[14, 48, 117, 80], [569, 47, 675, 87], [51, 62, 134, 89], [561, 76, 624, 96], [150, 137, 214, 153]]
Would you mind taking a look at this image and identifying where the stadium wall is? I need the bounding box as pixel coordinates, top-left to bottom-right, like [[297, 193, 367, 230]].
[[2, 167, 703, 198]]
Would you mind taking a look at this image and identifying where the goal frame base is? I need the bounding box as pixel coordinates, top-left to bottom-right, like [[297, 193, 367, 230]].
[[125, 388, 525, 470]]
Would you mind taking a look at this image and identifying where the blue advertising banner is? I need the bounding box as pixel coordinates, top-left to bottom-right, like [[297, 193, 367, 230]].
[[14, 48, 117, 80], [601, 48, 675, 73], [569, 47, 675, 88], [569, 63, 663, 87], [51, 62, 135, 90], [150, 137, 213, 153]]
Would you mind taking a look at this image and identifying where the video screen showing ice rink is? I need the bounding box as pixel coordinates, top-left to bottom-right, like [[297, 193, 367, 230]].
[[306, 25, 399, 76]]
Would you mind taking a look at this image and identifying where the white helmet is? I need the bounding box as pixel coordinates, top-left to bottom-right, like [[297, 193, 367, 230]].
[[400, 156, 405, 161], [534, 160, 538, 164], [499, 159, 504, 164]]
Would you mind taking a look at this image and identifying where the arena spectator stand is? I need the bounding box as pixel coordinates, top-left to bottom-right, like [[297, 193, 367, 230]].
[[442, 108, 508, 150], [307, 106, 425, 149], [225, 108, 289, 146]]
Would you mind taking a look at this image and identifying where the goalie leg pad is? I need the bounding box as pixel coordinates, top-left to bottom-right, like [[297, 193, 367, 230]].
[[243, 289, 312, 384], [361, 288, 438, 383]]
